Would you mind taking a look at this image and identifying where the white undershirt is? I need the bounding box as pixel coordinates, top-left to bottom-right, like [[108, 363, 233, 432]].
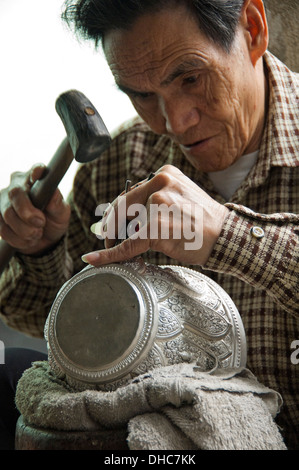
[[208, 150, 259, 201]]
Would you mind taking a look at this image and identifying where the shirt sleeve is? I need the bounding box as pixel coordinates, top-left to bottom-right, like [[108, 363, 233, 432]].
[[204, 203, 299, 318]]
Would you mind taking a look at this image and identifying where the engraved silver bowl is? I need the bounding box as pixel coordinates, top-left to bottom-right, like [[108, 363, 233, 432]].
[[44, 258, 247, 390]]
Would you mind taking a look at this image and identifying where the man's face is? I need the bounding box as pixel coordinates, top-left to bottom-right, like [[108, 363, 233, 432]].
[[104, 4, 265, 172]]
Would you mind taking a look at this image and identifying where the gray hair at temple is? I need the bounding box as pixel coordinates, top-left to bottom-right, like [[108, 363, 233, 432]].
[[62, 0, 248, 52]]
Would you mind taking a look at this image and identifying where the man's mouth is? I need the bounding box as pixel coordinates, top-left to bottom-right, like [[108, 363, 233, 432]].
[[181, 140, 203, 149], [180, 137, 210, 150]]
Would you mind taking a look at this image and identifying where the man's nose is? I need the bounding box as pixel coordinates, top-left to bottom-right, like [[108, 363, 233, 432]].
[[160, 95, 200, 136]]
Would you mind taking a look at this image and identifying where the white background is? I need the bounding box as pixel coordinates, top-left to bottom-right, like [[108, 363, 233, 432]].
[[0, 0, 136, 196], [0, 0, 135, 350]]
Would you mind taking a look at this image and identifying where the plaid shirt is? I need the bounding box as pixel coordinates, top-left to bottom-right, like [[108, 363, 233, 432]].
[[0, 52, 298, 449]]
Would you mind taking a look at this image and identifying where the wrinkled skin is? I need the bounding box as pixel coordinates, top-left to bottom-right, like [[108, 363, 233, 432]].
[[0, 0, 268, 263], [104, 2, 268, 173], [82, 0, 268, 266]]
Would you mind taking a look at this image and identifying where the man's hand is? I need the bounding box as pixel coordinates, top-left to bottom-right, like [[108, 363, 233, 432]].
[[0, 164, 71, 255], [83, 165, 229, 266]]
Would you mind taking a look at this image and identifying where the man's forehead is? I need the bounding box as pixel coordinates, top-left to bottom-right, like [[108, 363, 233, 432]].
[[105, 33, 211, 90], [114, 59, 204, 93], [109, 53, 208, 93], [103, 5, 212, 70]]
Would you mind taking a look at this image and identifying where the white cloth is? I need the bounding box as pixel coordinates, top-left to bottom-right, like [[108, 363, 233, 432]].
[[15, 361, 286, 450]]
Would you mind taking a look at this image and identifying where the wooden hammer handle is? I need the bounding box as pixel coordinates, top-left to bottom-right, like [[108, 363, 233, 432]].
[[0, 139, 74, 275], [0, 90, 111, 276]]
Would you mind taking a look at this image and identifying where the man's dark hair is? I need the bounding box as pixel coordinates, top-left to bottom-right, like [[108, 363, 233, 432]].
[[62, 0, 246, 52]]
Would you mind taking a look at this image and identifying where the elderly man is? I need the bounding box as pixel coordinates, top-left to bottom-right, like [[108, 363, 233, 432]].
[[0, 0, 298, 449]]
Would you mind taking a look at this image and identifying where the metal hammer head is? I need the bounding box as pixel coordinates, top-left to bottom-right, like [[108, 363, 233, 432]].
[[55, 89, 111, 163]]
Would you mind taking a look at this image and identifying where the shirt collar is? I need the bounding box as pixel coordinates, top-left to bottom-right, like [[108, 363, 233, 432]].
[[259, 51, 299, 168]]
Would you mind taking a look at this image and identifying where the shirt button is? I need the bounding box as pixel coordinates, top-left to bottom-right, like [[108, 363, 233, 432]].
[[250, 226, 265, 239]]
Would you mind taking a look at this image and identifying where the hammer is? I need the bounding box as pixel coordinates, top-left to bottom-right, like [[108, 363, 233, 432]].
[[0, 90, 111, 275]]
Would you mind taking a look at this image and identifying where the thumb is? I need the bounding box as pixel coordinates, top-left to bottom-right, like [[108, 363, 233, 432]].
[[29, 164, 47, 186], [44, 188, 70, 220]]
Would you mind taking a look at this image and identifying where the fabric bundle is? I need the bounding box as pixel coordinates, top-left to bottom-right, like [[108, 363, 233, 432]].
[[15, 361, 286, 450]]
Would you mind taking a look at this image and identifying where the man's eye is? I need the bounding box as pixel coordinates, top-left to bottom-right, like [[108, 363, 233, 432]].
[[131, 91, 154, 100], [183, 75, 200, 86]]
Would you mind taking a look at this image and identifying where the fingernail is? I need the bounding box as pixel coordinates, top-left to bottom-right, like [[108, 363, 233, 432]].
[[81, 252, 100, 264]]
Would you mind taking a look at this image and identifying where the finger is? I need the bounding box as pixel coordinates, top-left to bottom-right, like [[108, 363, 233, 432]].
[[99, 169, 178, 247], [123, 170, 178, 212], [42, 189, 71, 239], [8, 164, 47, 192], [101, 172, 170, 247], [81, 233, 150, 267], [4, 164, 47, 227], [44, 189, 68, 217], [6, 186, 46, 227], [103, 192, 151, 249], [28, 164, 47, 186], [101, 195, 128, 247], [9, 164, 47, 192], [1, 203, 43, 241], [0, 213, 42, 250]]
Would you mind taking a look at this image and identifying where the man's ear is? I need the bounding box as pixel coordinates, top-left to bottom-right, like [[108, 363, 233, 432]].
[[240, 0, 268, 66]]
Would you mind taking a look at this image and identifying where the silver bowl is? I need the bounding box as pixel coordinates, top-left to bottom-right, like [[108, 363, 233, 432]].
[[45, 258, 247, 390]]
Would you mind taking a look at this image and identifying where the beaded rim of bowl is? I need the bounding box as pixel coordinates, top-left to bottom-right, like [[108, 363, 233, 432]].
[[45, 263, 159, 385]]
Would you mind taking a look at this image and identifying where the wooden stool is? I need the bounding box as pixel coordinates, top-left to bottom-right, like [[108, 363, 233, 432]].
[[15, 416, 128, 450]]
